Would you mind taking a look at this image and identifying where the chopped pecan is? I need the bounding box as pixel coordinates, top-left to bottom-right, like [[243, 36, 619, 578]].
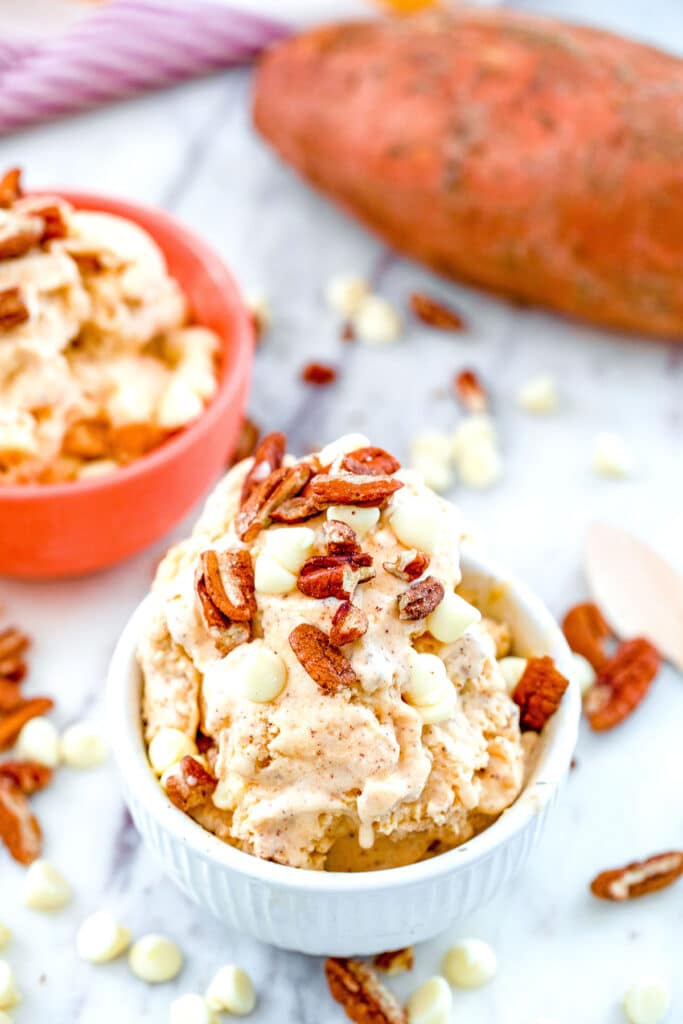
[[512, 656, 569, 732], [341, 321, 356, 342], [562, 602, 611, 672], [165, 755, 217, 813], [383, 549, 429, 582], [110, 422, 165, 460], [590, 851, 683, 901], [0, 777, 42, 865], [301, 362, 337, 385], [195, 574, 251, 655], [410, 291, 464, 331], [240, 431, 286, 504], [229, 417, 260, 467], [270, 494, 323, 524], [0, 681, 23, 712], [585, 637, 660, 732], [199, 548, 256, 623], [0, 213, 43, 260], [298, 554, 374, 601], [0, 760, 52, 795], [330, 601, 368, 646], [453, 369, 488, 413], [61, 418, 110, 460], [340, 446, 400, 477], [372, 947, 414, 975], [289, 624, 358, 692], [0, 167, 22, 207], [0, 697, 54, 751], [397, 576, 444, 620], [0, 286, 29, 330], [323, 519, 359, 555], [14, 195, 69, 241], [0, 626, 30, 663], [306, 472, 403, 509], [237, 462, 313, 542], [325, 958, 406, 1024]]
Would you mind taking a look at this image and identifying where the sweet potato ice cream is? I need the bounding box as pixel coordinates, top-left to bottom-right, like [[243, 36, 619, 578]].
[[138, 432, 546, 871]]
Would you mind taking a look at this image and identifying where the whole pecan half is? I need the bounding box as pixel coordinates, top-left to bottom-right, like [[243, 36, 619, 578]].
[[325, 958, 406, 1024], [340, 446, 400, 477], [237, 461, 313, 542], [330, 601, 368, 646], [453, 369, 488, 414], [323, 519, 359, 555], [306, 473, 403, 509], [270, 494, 322, 525], [0, 760, 52, 795], [289, 624, 358, 692], [410, 291, 464, 331], [0, 167, 22, 207], [0, 286, 29, 330], [298, 554, 374, 601], [0, 697, 54, 751], [240, 431, 286, 504], [0, 214, 43, 261], [585, 637, 660, 732], [199, 548, 256, 622], [512, 656, 569, 732], [166, 755, 217, 813], [562, 602, 611, 672], [397, 576, 444, 620], [0, 777, 42, 865], [591, 851, 683, 901], [383, 549, 429, 582]]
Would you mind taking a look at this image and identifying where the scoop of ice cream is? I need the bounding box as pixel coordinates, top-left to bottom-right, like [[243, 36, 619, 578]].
[[139, 434, 527, 871]]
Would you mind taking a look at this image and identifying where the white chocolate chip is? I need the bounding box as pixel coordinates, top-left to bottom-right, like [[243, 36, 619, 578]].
[[410, 431, 454, 493], [0, 1010, 13, 1023], [15, 716, 60, 767], [318, 433, 370, 468], [0, 962, 20, 1011], [571, 652, 596, 697], [427, 591, 481, 643], [456, 438, 502, 489], [253, 552, 297, 595], [225, 640, 287, 704], [406, 976, 452, 1024], [411, 455, 454, 495], [77, 459, 118, 480], [148, 728, 197, 777], [60, 722, 109, 769], [450, 414, 496, 459], [170, 993, 217, 1024], [592, 432, 634, 479], [0, 926, 10, 953], [326, 505, 379, 537], [418, 693, 458, 726], [263, 527, 315, 574], [497, 656, 528, 693], [388, 493, 441, 554], [128, 934, 183, 984], [623, 977, 671, 1024], [23, 860, 71, 912], [157, 376, 204, 430], [517, 374, 559, 414], [404, 650, 450, 708], [245, 292, 271, 338], [76, 911, 131, 964], [443, 938, 497, 988], [325, 273, 370, 316], [206, 964, 256, 1016], [353, 294, 402, 345]]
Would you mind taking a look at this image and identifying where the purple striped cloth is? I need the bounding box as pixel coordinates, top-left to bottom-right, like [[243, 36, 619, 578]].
[[0, 1, 288, 135]]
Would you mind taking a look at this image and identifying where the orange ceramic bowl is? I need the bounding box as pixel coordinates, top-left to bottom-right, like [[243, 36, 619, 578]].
[[0, 192, 253, 579]]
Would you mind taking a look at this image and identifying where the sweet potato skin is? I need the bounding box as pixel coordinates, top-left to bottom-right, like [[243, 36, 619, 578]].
[[253, 9, 683, 339]]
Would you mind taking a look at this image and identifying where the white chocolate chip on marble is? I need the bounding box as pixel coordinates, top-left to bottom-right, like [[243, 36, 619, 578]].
[[410, 432, 454, 494], [450, 414, 496, 459], [206, 964, 256, 1016], [0, 926, 10, 953], [0, 961, 20, 1011], [170, 993, 217, 1024], [326, 505, 379, 537], [325, 273, 370, 317], [15, 716, 60, 767], [263, 527, 315, 574], [517, 374, 559, 414], [497, 656, 528, 693], [592, 432, 634, 479], [128, 934, 183, 984], [623, 977, 671, 1024], [148, 728, 197, 777], [60, 722, 109, 769], [456, 438, 502, 490], [229, 640, 287, 704], [353, 294, 402, 345], [318, 433, 370, 468], [443, 938, 498, 988], [253, 552, 297, 595], [571, 652, 596, 697], [23, 860, 72, 912], [406, 975, 452, 1024], [77, 911, 131, 964], [427, 591, 481, 643], [388, 493, 441, 554]]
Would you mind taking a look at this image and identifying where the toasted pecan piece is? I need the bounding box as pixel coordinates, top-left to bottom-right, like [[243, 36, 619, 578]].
[[590, 851, 683, 901], [61, 418, 110, 460], [195, 574, 251, 654], [270, 494, 323, 524], [199, 548, 256, 622], [0, 760, 52, 795], [237, 461, 313, 542], [325, 958, 406, 1024], [14, 195, 68, 241], [340, 446, 400, 477], [453, 369, 488, 413], [166, 755, 217, 813], [562, 602, 611, 672], [410, 291, 464, 331], [0, 681, 23, 712], [0, 626, 30, 663], [0, 697, 54, 751], [373, 948, 414, 975], [0, 167, 22, 207], [0, 777, 42, 865], [397, 576, 444, 620], [301, 361, 337, 385], [0, 213, 43, 261], [584, 637, 660, 732], [306, 472, 403, 509], [323, 519, 359, 555], [330, 601, 368, 646], [298, 553, 374, 601], [110, 422, 166, 461], [290, 624, 358, 692], [0, 286, 29, 330], [240, 430, 286, 504], [512, 656, 568, 732], [383, 549, 429, 582]]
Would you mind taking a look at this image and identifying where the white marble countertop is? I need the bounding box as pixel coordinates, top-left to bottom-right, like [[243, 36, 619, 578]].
[[0, 3, 681, 1022]]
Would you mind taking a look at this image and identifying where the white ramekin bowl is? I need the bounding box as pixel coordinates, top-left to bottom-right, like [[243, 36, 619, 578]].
[[107, 545, 580, 956]]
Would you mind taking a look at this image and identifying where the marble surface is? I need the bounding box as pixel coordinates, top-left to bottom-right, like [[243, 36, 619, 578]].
[[0, 3, 682, 1021]]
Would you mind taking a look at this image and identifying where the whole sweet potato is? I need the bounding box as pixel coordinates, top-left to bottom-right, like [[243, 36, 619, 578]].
[[253, 9, 683, 339]]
